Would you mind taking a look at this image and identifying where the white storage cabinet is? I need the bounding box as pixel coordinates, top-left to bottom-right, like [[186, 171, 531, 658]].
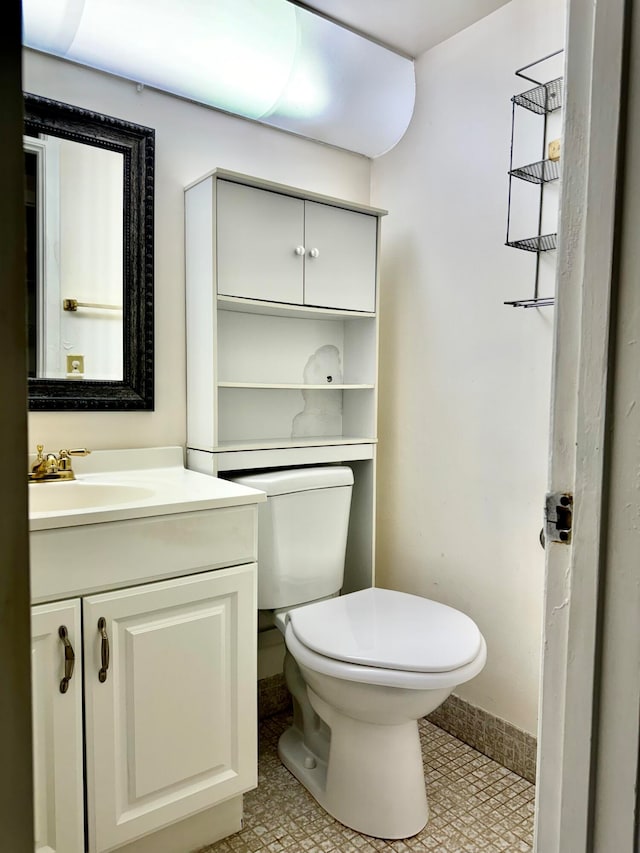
[[185, 169, 386, 594], [216, 179, 378, 312]]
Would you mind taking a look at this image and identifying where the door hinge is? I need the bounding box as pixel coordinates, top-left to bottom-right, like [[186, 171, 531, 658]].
[[544, 492, 573, 544]]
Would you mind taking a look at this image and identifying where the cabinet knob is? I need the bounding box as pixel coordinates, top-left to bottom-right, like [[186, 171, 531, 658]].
[[294, 246, 306, 256], [309, 248, 320, 258]]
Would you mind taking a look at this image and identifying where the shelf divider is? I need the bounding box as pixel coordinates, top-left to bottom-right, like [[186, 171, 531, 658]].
[[217, 294, 376, 321], [217, 382, 374, 390], [213, 436, 377, 452]]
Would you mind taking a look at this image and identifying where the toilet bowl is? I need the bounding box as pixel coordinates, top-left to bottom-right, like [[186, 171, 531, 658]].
[[229, 467, 487, 840], [275, 587, 487, 839]]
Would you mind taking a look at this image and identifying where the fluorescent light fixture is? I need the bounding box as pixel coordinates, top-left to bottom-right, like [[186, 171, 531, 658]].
[[22, 0, 415, 157]]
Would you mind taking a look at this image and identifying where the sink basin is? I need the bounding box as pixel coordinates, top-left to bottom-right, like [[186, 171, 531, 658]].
[[28, 446, 265, 533], [29, 481, 155, 514]]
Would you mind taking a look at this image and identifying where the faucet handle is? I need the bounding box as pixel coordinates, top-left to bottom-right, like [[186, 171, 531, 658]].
[[58, 448, 91, 473], [30, 444, 46, 474]]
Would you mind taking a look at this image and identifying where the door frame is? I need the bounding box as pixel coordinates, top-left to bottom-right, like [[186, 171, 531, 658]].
[[0, 2, 34, 851], [535, 0, 635, 849]]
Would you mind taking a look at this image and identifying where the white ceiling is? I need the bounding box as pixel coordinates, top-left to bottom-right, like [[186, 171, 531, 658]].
[[299, 0, 511, 58]]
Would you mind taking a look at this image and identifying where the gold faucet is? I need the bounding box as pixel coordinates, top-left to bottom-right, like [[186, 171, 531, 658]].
[[29, 444, 91, 482]]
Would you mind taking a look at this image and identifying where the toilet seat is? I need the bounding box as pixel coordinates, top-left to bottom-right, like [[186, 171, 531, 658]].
[[285, 622, 487, 690], [289, 587, 482, 671], [286, 588, 487, 691]]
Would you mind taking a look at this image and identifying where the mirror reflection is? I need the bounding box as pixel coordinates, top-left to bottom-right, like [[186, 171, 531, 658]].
[[25, 134, 124, 381], [24, 93, 154, 411]]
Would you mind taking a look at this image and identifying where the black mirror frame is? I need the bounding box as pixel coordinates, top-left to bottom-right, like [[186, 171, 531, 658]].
[[25, 93, 154, 410]]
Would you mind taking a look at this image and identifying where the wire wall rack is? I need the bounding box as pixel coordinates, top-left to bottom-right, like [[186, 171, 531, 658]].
[[505, 50, 563, 309]]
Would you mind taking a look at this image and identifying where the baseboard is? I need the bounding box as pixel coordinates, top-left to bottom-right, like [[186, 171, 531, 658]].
[[427, 694, 537, 783], [114, 797, 243, 853]]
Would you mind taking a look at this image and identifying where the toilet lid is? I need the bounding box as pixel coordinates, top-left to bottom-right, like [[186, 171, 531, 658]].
[[288, 588, 483, 673]]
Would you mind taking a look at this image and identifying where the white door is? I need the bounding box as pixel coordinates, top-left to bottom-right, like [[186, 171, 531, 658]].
[[303, 201, 377, 312], [535, 0, 636, 850], [31, 599, 84, 853], [216, 179, 304, 304], [83, 564, 257, 853]]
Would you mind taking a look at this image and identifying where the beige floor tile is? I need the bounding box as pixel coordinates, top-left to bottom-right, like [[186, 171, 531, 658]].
[[200, 713, 535, 853]]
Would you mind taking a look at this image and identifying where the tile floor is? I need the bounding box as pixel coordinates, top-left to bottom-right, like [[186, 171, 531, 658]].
[[201, 712, 535, 853]]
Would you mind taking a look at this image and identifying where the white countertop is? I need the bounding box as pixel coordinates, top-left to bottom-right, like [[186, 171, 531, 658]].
[[28, 446, 265, 531]]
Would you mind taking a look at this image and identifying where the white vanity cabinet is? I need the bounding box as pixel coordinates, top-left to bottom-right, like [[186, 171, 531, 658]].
[[29, 450, 263, 853], [31, 600, 84, 853], [216, 177, 378, 312], [31, 566, 256, 853], [185, 170, 386, 595]]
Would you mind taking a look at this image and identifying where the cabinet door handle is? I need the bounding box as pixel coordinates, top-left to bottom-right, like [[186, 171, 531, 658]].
[[97, 617, 110, 683], [58, 625, 75, 694], [309, 247, 320, 258], [294, 245, 306, 256]]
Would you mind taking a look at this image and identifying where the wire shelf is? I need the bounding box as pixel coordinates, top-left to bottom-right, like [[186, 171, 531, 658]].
[[512, 77, 563, 114], [509, 158, 560, 184], [504, 297, 555, 308], [506, 233, 557, 253], [505, 51, 563, 310]]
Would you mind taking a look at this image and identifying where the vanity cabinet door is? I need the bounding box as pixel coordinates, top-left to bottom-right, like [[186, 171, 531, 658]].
[[31, 600, 84, 853], [82, 564, 257, 853], [303, 201, 377, 312], [217, 179, 304, 304]]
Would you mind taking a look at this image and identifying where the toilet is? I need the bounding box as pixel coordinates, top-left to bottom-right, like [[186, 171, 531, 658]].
[[230, 466, 487, 840]]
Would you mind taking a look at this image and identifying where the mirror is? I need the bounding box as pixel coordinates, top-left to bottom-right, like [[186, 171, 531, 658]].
[[24, 93, 154, 410]]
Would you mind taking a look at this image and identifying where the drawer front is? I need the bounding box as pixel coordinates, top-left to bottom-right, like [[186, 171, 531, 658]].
[[31, 504, 257, 603]]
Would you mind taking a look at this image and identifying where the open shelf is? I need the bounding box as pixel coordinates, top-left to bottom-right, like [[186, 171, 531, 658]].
[[217, 386, 376, 445], [510, 158, 560, 184], [512, 77, 563, 114], [217, 310, 376, 387], [506, 233, 557, 253], [215, 308, 377, 449]]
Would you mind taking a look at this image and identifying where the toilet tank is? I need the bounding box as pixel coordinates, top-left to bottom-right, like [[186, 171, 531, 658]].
[[228, 466, 353, 609]]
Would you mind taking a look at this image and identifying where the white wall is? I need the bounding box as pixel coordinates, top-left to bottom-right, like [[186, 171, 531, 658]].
[[371, 0, 565, 734], [23, 49, 371, 449], [25, 0, 564, 736]]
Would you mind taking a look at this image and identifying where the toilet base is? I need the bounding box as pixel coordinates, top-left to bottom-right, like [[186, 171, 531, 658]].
[[278, 724, 329, 802], [278, 688, 429, 840]]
